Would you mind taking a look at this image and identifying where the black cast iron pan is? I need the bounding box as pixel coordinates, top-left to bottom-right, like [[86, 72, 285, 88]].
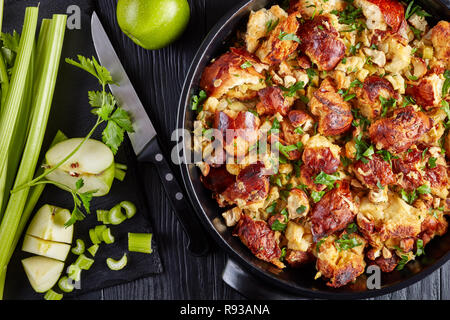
[[177, 0, 450, 299]]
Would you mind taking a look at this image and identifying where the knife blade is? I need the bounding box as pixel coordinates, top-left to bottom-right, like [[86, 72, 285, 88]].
[[91, 12, 210, 256]]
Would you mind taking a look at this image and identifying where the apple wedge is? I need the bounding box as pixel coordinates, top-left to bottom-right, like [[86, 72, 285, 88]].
[[22, 256, 64, 293], [45, 138, 115, 197], [26, 204, 73, 244], [22, 235, 71, 261]]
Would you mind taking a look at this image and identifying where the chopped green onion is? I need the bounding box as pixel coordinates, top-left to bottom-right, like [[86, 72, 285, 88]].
[[58, 276, 74, 293], [67, 264, 81, 282], [71, 239, 85, 255], [128, 233, 153, 254], [44, 289, 63, 300], [102, 228, 115, 244], [106, 253, 127, 271], [75, 253, 94, 271], [89, 228, 101, 245], [87, 244, 99, 257], [108, 204, 127, 225]]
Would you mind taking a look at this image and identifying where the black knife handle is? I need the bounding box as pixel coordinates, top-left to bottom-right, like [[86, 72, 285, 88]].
[[138, 137, 210, 256]]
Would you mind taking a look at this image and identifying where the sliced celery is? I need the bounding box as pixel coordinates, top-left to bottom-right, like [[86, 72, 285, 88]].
[[67, 264, 81, 282], [128, 233, 153, 254], [75, 254, 94, 271], [44, 289, 63, 300], [94, 225, 107, 241], [0, 14, 67, 293], [71, 239, 85, 255], [96, 209, 110, 224], [89, 228, 101, 245], [87, 244, 99, 257], [120, 201, 136, 219], [58, 276, 74, 293], [102, 228, 115, 244], [106, 254, 127, 271], [114, 168, 126, 181], [108, 204, 127, 225]]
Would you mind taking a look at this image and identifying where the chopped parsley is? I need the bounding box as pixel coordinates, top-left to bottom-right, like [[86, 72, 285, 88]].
[[376, 149, 398, 166], [280, 81, 305, 97], [415, 239, 425, 257], [191, 90, 207, 111], [396, 255, 409, 271], [311, 190, 326, 203], [379, 96, 397, 117], [314, 171, 341, 190], [355, 134, 374, 164], [296, 205, 307, 215], [405, 1, 431, 20], [335, 234, 362, 252], [443, 70, 450, 97], [240, 61, 253, 69], [278, 31, 301, 43], [266, 19, 279, 33], [266, 201, 277, 214], [428, 157, 437, 169], [400, 189, 417, 205]]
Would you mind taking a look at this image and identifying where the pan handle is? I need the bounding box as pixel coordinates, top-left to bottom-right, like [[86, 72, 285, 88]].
[[138, 137, 210, 256], [222, 259, 307, 300]]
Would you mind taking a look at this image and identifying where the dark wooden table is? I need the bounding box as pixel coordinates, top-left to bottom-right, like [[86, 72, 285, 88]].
[[61, 0, 450, 300]]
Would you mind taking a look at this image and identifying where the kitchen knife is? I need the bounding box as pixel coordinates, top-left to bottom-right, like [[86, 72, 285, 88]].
[[91, 11, 210, 256]]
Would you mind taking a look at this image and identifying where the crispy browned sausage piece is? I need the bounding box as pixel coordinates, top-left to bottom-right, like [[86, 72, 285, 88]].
[[200, 47, 265, 98], [310, 78, 353, 136], [371, 254, 398, 273], [284, 249, 314, 268], [233, 215, 282, 267], [256, 86, 290, 116], [201, 166, 236, 193], [356, 76, 397, 119], [315, 233, 366, 288], [256, 11, 300, 65], [366, 0, 405, 32], [221, 162, 270, 206], [310, 180, 357, 241], [392, 147, 425, 191], [297, 15, 345, 71], [420, 213, 448, 246], [431, 21, 450, 68], [352, 154, 395, 189], [368, 106, 432, 154]]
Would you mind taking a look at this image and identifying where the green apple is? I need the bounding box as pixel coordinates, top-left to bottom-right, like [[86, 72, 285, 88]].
[[26, 204, 73, 244], [22, 235, 71, 262], [45, 138, 115, 197], [117, 0, 190, 50], [22, 256, 64, 293]]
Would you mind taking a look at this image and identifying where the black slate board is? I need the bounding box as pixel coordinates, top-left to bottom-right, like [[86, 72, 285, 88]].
[[3, 0, 163, 300]]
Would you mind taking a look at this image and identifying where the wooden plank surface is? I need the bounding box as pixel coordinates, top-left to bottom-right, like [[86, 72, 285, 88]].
[[62, 0, 450, 300]]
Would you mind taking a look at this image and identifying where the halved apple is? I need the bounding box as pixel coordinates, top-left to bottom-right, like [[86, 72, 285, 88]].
[[22, 235, 71, 261], [22, 256, 64, 293], [45, 138, 115, 197], [26, 204, 73, 244]]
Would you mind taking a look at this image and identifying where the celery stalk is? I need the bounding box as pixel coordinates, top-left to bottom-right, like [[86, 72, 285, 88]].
[[0, 48, 35, 215], [0, 14, 67, 299], [0, 7, 38, 180]]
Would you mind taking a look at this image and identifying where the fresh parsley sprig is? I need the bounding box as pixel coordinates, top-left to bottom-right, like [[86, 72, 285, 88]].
[[66, 55, 134, 154]]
